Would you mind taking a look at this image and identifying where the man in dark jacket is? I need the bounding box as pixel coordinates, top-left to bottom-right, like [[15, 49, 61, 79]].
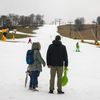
[[46, 35, 68, 94]]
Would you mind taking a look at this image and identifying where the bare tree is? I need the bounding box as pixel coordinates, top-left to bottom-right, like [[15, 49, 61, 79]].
[[74, 17, 85, 31], [35, 14, 44, 26], [29, 14, 35, 26], [97, 16, 100, 25], [9, 13, 19, 26]]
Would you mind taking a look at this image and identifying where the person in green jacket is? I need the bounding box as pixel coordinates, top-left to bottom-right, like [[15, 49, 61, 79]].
[[76, 42, 80, 52]]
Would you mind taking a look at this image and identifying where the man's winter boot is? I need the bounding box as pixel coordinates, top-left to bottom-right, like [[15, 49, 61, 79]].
[[57, 90, 64, 94], [49, 90, 54, 94]]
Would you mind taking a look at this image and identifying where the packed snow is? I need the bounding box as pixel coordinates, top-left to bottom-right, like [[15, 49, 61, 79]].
[[0, 25, 100, 100]]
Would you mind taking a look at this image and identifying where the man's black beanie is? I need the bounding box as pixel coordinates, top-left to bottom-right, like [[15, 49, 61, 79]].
[[55, 35, 61, 41]]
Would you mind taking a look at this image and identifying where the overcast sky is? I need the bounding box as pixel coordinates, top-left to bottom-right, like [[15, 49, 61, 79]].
[[0, 0, 100, 23]]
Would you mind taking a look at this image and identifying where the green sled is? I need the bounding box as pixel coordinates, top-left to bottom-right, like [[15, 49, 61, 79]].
[[61, 69, 68, 86]]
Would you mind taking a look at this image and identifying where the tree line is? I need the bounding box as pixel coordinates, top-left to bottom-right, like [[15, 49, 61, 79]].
[[0, 13, 45, 28], [74, 16, 100, 31]]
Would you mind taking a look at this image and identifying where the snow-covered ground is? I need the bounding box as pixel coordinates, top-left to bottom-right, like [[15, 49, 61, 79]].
[[0, 25, 100, 100]]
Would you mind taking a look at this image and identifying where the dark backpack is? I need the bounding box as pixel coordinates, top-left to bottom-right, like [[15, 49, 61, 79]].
[[26, 49, 34, 64]]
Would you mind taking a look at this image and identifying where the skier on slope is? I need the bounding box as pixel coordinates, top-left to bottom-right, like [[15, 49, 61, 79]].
[[76, 42, 80, 52]]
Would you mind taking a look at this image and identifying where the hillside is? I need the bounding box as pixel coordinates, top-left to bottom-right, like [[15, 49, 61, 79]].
[[0, 25, 100, 100]]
